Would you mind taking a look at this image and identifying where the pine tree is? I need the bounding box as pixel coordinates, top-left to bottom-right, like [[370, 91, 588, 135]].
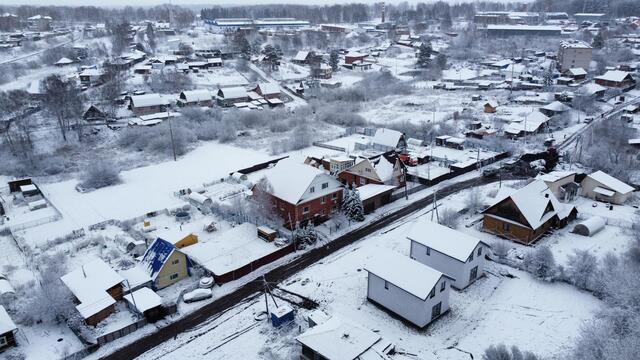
[[543, 62, 554, 88], [342, 187, 364, 222], [592, 31, 604, 49], [417, 42, 433, 68], [329, 50, 339, 71], [146, 23, 156, 53]]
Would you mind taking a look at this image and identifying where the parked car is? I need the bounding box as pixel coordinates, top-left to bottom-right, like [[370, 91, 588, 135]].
[[482, 167, 499, 177], [583, 116, 594, 124], [183, 288, 212, 303]]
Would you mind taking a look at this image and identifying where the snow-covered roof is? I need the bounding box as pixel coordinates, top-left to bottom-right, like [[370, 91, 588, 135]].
[[218, 86, 247, 99], [582, 82, 605, 95], [123, 287, 162, 313], [345, 51, 367, 58], [356, 184, 396, 201], [55, 57, 74, 65], [629, 138, 640, 145], [257, 82, 281, 95], [119, 266, 152, 290], [527, 111, 550, 123], [28, 15, 52, 20], [407, 219, 488, 262], [372, 156, 395, 182], [586, 170, 634, 195], [180, 89, 212, 103], [0, 305, 16, 335], [365, 251, 446, 300], [559, 40, 591, 49], [566, 68, 587, 76], [79, 68, 104, 77], [262, 159, 336, 204], [541, 101, 571, 113], [20, 184, 37, 192], [130, 94, 169, 108], [372, 128, 403, 149], [538, 171, 575, 183], [140, 238, 177, 281], [595, 70, 633, 83], [296, 317, 380, 360], [293, 50, 310, 61], [60, 257, 124, 319], [487, 180, 562, 229], [487, 24, 561, 31]]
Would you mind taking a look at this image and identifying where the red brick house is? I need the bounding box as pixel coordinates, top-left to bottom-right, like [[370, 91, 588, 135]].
[[256, 159, 344, 229], [345, 52, 367, 65], [338, 155, 405, 188]]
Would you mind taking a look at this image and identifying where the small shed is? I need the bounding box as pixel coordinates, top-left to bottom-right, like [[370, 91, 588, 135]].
[[573, 216, 606, 237], [257, 226, 277, 242], [20, 184, 39, 197], [188, 192, 213, 209], [27, 199, 47, 211], [123, 287, 164, 322], [483, 101, 498, 113], [270, 305, 294, 327]]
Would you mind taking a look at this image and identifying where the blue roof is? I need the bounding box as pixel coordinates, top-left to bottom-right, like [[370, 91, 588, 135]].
[[140, 238, 175, 281]]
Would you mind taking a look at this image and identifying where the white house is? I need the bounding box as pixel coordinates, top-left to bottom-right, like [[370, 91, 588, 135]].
[[296, 316, 394, 360], [580, 170, 635, 204], [364, 251, 452, 328], [407, 219, 490, 290]]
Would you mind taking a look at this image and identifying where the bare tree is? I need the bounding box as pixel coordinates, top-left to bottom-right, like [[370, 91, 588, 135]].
[[43, 75, 84, 141]]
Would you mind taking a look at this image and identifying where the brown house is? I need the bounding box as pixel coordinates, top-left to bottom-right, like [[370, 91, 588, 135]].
[[256, 159, 344, 229], [61, 258, 125, 326], [254, 82, 281, 100], [129, 94, 170, 115], [482, 180, 577, 244], [338, 155, 405, 188], [0, 306, 17, 352], [594, 70, 635, 88], [483, 101, 498, 113]]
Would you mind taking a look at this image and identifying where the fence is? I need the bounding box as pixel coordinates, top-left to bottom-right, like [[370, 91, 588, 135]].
[[235, 156, 289, 175], [311, 141, 346, 152], [407, 151, 510, 187], [96, 318, 148, 346]]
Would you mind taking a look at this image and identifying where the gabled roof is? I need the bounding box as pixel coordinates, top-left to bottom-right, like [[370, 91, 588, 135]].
[[486, 180, 561, 229], [365, 251, 447, 300], [540, 101, 571, 113], [293, 50, 310, 61], [123, 287, 162, 313], [372, 128, 403, 149], [296, 317, 380, 360], [60, 257, 124, 319], [130, 94, 169, 108], [586, 170, 635, 195], [262, 159, 339, 204], [256, 82, 281, 95], [0, 305, 16, 335], [407, 219, 488, 262], [595, 70, 633, 83], [55, 57, 74, 65], [537, 171, 575, 183], [140, 238, 177, 281], [218, 86, 247, 99], [180, 89, 212, 103], [566, 67, 587, 76]]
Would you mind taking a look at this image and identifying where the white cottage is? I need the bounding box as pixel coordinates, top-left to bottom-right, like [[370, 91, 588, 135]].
[[580, 170, 635, 204], [408, 219, 489, 290], [365, 251, 452, 328]]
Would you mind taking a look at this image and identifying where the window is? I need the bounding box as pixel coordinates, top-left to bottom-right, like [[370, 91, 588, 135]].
[[365, 167, 372, 173], [440, 281, 446, 292], [360, 178, 366, 185], [469, 252, 474, 262], [431, 302, 442, 320], [477, 246, 483, 256], [172, 259, 180, 265], [170, 273, 179, 280], [470, 266, 478, 281], [502, 223, 510, 231], [384, 280, 389, 290], [332, 193, 338, 200], [429, 288, 435, 299], [426, 247, 431, 256], [303, 206, 310, 214], [321, 182, 328, 189], [309, 186, 315, 193], [321, 196, 326, 204], [0, 336, 6, 346]]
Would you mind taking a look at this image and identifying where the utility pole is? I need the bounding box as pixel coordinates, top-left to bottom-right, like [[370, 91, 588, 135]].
[[167, 106, 177, 161]]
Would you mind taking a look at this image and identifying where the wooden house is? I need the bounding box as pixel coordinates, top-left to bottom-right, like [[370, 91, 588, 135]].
[[254, 83, 281, 100], [123, 288, 164, 323], [595, 70, 635, 88], [311, 64, 332, 79], [564, 67, 587, 81], [217, 87, 248, 107], [482, 180, 577, 244], [0, 306, 17, 352], [365, 251, 453, 328], [256, 159, 343, 229], [177, 89, 213, 107], [129, 94, 169, 115], [344, 52, 367, 65], [357, 184, 396, 214], [140, 238, 190, 290], [60, 258, 125, 326], [292, 50, 311, 64], [83, 105, 107, 122], [483, 101, 498, 113], [338, 155, 405, 188], [408, 219, 490, 290]]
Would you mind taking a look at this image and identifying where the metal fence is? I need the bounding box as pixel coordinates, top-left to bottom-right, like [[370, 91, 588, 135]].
[[96, 318, 148, 346]]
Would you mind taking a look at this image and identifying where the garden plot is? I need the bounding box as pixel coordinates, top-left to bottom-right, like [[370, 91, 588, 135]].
[[270, 62, 310, 81], [359, 93, 469, 126], [189, 66, 249, 87]]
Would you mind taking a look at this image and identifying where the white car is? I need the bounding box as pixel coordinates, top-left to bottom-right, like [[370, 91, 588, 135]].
[[183, 288, 212, 303]]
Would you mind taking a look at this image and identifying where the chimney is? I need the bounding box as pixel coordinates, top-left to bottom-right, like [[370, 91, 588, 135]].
[[81, 265, 86, 278]]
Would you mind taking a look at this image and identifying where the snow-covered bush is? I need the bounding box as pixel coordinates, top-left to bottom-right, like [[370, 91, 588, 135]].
[[523, 246, 557, 281], [565, 249, 599, 291], [293, 224, 318, 250], [491, 241, 510, 260], [482, 344, 538, 360], [464, 188, 483, 214], [81, 159, 121, 189], [438, 208, 459, 229]]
